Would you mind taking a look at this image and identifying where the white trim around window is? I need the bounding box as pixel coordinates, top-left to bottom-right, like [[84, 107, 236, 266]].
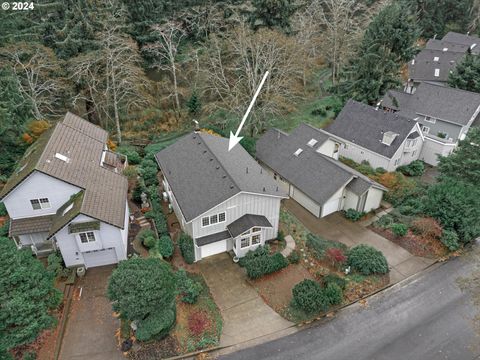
[[30, 197, 51, 210], [424, 116, 436, 124], [79, 231, 96, 244], [421, 125, 430, 134], [201, 211, 227, 228]]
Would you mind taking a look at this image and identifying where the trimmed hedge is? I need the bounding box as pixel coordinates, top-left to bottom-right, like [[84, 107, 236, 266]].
[[138, 229, 157, 249], [238, 245, 270, 267], [158, 235, 174, 258], [179, 233, 195, 264], [136, 306, 176, 341], [323, 283, 343, 306], [347, 244, 389, 275], [244, 252, 288, 279], [397, 160, 425, 177], [441, 230, 460, 251], [292, 279, 327, 313], [306, 233, 347, 259], [344, 209, 365, 222]]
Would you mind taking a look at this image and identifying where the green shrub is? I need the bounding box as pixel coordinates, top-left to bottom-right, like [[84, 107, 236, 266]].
[[323, 283, 343, 306], [322, 273, 347, 291], [0, 203, 7, 216], [357, 163, 376, 176], [245, 252, 288, 279], [175, 269, 203, 304], [347, 244, 389, 275], [23, 351, 36, 360], [136, 306, 176, 341], [397, 204, 422, 216], [344, 209, 366, 222], [179, 233, 195, 264], [375, 214, 394, 228], [117, 147, 141, 165], [238, 244, 270, 267], [158, 235, 174, 258], [138, 229, 157, 249], [397, 160, 425, 177], [47, 252, 69, 278], [441, 230, 460, 251], [132, 181, 146, 204], [311, 107, 327, 116], [144, 210, 168, 236], [292, 279, 328, 313], [306, 233, 347, 259], [277, 230, 285, 242], [375, 167, 387, 174], [391, 223, 408, 237], [287, 250, 300, 264], [240, 136, 256, 157], [139, 159, 158, 186]]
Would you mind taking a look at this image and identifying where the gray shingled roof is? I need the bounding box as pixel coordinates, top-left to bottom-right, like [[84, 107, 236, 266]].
[[442, 32, 480, 51], [324, 100, 416, 159], [0, 113, 128, 230], [408, 48, 464, 82], [156, 132, 287, 222], [195, 230, 231, 246], [425, 39, 470, 53], [256, 123, 386, 207], [9, 215, 55, 236], [382, 82, 480, 126], [227, 214, 272, 238]]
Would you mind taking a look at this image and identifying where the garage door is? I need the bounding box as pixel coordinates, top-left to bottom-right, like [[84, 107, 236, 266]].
[[322, 197, 341, 217], [83, 248, 118, 269], [201, 240, 228, 259], [290, 186, 321, 217]]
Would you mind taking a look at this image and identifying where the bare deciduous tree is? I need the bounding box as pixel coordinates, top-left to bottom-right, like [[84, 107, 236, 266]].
[[2, 43, 65, 119], [145, 22, 186, 112]]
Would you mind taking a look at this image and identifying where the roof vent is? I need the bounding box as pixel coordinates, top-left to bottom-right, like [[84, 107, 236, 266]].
[[294, 148, 303, 157], [307, 139, 318, 147], [55, 153, 70, 163], [381, 131, 399, 146], [470, 43, 477, 50], [263, 187, 266, 192]]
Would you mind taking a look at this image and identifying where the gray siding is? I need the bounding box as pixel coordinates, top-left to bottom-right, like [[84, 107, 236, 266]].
[[417, 116, 462, 141]]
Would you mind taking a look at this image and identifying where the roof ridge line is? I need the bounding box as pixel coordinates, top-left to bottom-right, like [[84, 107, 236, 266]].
[[197, 133, 241, 192], [60, 119, 107, 144]]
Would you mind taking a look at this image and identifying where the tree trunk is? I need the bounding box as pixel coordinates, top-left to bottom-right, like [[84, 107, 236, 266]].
[[172, 62, 180, 112], [113, 90, 122, 144]]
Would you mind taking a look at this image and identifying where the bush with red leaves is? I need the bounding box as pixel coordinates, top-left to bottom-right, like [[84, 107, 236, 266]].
[[411, 217, 442, 240], [187, 311, 211, 337], [325, 247, 347, 267]]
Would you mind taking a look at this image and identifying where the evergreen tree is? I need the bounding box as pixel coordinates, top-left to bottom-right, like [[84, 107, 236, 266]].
[[0, 237, 62, 353], [338, 2, 419, 104], [186, 91, 201, 115], [448, 52, 480, 93], [250, 0, 296, 30]]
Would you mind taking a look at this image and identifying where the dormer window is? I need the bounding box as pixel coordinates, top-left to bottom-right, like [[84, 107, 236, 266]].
[[381, 131, 399, 146], [63, 203, 74, 216], [424, 116, 436, 124], [307, 139, 318, 147], [55, 153, 70, 163], [294, 148, 303, 157]]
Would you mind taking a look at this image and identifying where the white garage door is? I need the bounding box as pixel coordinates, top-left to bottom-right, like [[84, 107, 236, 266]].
[[201, 240, 228, 259], [322, 198, 341, 217], [83, 248, 118, 269], [290, 186, 321, 217]]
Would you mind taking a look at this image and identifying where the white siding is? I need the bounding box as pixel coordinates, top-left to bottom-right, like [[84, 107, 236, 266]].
[[316, 139, 339, 159], [290, 186, 321, 217], [3, 171, 81, 219], [321, 186, 345, 217], [338, 143, 392, 170], [163, 177, 192, 237], [343, 190, 359, 211], [420, 137, 456, 166], [261, 164, 290, 194], [363, 188, 384, 213], [55, 214, 127, 268]]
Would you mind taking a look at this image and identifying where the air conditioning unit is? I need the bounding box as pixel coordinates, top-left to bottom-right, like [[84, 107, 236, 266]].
[[168, 204, 173, 213], [162, 192, 168, 202]]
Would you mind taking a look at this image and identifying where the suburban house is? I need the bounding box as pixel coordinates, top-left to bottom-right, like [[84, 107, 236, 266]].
[[322, 100, 425, 172], [155, 131, 287, 261], [382, 82, 480, 165], [405, 31, 479, 93], [256, 123, 387, 219], [0, 113, 129, 269]]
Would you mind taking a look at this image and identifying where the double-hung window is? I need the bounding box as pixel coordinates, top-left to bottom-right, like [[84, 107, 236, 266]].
[[240, 237, 250, 248], [30, 198, 51, 210], [79, 231, 96, 243], [251, 234, 261, 245]]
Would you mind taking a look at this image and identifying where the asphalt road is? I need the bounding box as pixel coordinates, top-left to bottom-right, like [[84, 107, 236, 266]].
[[221, 253, 480, 360]]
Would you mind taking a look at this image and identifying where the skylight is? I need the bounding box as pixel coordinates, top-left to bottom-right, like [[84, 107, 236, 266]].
[[307, 139, 318, 147], [62, 203, 74, 216], [55, 153, 70, 163], [434, 68, 440, 77], [442, 47, 448, 51], [433, 56, 439, 62], [293, 148, 303, 157]]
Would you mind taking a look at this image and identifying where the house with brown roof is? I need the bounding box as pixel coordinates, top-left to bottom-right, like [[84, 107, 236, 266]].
[[0, 113, 129, 269]]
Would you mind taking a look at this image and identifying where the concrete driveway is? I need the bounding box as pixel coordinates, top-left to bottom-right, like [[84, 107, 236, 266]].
[[284, 199, 435, 283], [59, 266, 123, 360], [197, 253, 295, 348]]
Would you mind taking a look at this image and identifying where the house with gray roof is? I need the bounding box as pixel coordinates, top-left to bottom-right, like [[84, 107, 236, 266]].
[[405, 32, 479, 93], [155, 131, 287, 261], [322, 100, 424, 171], [256, 123, 387, 219], [382, 82, 480, 165], [0, 113, 129, 269]]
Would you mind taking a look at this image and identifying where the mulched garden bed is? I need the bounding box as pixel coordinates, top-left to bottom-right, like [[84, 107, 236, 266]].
[[369, 225, 447, 258], [127, 336, 179, 360]]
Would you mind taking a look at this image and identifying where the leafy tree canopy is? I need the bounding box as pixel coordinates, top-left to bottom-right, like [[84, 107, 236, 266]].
[[250, 0, 296, 30], [0, 237, 62, 353]]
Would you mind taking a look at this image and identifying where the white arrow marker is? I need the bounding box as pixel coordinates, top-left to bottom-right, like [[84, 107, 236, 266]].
[[228, 71, 270, 151]]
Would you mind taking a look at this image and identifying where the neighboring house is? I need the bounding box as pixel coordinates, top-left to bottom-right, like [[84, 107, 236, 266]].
[[256, 123, 387, 219], [322, 100, 425, 172], [155, 131, 287, 261], [0, 113, 129, 269], [406, 32, 479, 93], [383, 82, 480, 165]]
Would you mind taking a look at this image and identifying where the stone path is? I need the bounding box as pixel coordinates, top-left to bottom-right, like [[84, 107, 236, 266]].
[[281, 235, 296, 257], [284, 199, 436, 284]]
